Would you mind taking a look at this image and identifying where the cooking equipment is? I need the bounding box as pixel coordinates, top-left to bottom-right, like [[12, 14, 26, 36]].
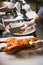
[[5, 22, 36, 35], [3, 17, 29, 23], [14, 26, 36, 35], [5, 22, 23, 33]]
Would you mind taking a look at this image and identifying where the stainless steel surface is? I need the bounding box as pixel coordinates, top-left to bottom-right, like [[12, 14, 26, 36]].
[[5, 22, 36, 35], [3, 18, 24, 22], [0, 52, 43, 65], [14, 26, 36, 35], [0, 12, 6, 16]]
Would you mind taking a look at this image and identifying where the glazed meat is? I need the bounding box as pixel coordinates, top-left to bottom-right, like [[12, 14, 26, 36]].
[[2, 37, 37, 54], [16, 29, 25, 34]]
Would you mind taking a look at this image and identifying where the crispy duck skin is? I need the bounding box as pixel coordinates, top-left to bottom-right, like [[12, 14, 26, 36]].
[[2, 37, 37, 54], [16, 29, 25, 34]]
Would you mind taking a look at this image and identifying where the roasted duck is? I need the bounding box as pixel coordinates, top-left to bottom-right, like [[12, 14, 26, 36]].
[[16, 29, 25, 34], [0, 37, 37, 54]]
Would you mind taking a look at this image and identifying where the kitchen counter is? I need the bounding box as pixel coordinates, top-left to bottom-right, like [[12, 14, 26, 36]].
[[0, 51, 43, 65]]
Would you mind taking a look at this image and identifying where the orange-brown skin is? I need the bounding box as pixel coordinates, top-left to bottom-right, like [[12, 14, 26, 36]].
[[3, 37, 37, 54]]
